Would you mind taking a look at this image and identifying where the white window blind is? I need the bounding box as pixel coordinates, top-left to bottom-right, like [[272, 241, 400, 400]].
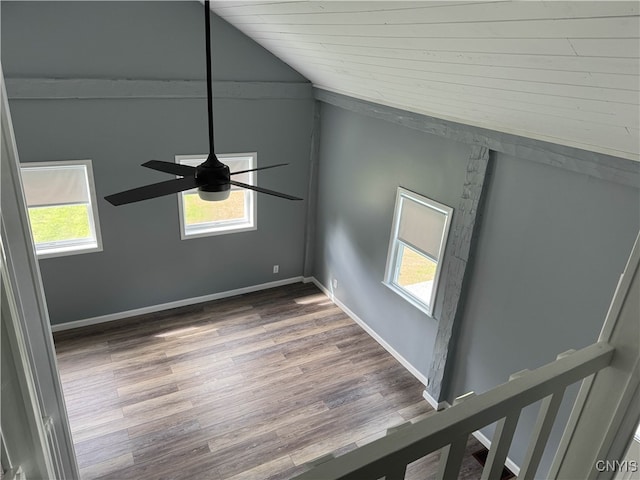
[[21, 164, 90, 207], [397, 197, 447, 260]]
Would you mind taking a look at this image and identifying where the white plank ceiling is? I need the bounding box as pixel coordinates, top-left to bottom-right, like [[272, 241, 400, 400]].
[[210, 1, 640, 161]]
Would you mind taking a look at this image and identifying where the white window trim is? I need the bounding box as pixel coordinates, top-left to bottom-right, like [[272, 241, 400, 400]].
[[383, 187, 453, 317], [20, 159, 103, 259], [176, 152, 257, 240]]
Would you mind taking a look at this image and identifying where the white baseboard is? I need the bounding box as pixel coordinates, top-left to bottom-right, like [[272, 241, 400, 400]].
[[422, 388, 442, 411], [51, 276, 304, 332], [305, 276, 521, 476], [473, 429, 521, 476], [305, 276, 430, 387]]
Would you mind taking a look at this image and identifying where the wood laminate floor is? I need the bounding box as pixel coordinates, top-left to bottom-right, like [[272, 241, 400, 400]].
[[54, 283, 484, 480]]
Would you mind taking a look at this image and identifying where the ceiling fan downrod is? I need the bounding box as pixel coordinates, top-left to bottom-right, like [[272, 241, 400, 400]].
[[202, 0, 222, 169], [195, 0, 231, 201]]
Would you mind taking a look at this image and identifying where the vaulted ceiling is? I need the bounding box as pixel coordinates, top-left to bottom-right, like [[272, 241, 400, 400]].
[[210, 1, 640, 162]]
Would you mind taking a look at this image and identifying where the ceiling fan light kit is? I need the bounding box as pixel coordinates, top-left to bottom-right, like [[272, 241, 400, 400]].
[[104, 0, 301, 206], [195, 155, 231, 201], [198, 189, 230, 201]]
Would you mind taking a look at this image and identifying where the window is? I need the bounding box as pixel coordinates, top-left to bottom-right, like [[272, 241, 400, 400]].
[[176, 153, 257, 239], [20, 160, 103, 258], [384, 187, 453, 317]]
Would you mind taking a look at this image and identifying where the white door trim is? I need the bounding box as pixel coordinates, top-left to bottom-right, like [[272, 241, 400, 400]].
[[1, 65, 79, 479]]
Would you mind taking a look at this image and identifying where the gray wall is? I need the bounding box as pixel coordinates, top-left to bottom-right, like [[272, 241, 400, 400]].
[[313, 102, 471, 374], [2, 1, 313, 324], [0, 1, 304, 82], [446, 150, 640, 475], [312, 102, 639, 475]]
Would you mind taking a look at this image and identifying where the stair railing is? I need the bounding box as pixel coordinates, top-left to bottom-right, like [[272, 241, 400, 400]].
[[295, 231, 639, 480], [293, 342, 614, 480]]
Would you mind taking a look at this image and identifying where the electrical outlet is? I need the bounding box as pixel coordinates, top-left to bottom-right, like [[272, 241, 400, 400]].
[[332, 278, 338, 288], [273, 265, 279, 274]]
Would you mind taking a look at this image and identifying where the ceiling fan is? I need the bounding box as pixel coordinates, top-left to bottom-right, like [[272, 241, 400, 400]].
[[105, 0, 301, 206]]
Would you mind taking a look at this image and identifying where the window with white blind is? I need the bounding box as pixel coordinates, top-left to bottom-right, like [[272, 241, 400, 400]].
[[176, 153, 257, 239], [20, 160, 103, 258], [384, 187, 453, 317]]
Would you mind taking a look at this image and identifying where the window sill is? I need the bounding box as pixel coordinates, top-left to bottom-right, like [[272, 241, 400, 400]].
[[181, 224, 257, 240], [382, 280, 435, 318], [36, 242, 102, 259]]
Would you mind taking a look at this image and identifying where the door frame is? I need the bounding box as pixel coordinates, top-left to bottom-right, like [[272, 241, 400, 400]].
[[1, 66, 79, 479]]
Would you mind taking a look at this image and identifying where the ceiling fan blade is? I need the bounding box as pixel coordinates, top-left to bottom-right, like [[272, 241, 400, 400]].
[[105, 176, 201, 206], [142, 160, 196, 177], [230, 163, 289, 176], [230, 180, 302, 201]]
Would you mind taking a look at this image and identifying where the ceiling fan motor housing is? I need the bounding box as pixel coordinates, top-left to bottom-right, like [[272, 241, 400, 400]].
[[196, 161, 231, 201]]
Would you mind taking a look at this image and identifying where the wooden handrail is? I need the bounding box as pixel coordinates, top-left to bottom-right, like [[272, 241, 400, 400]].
[[294, 341, 614, 480]]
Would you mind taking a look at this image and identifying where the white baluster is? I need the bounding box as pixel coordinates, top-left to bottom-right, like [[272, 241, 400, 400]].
[[480, 411, 520, 480], [519, 391, 565, 480]]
